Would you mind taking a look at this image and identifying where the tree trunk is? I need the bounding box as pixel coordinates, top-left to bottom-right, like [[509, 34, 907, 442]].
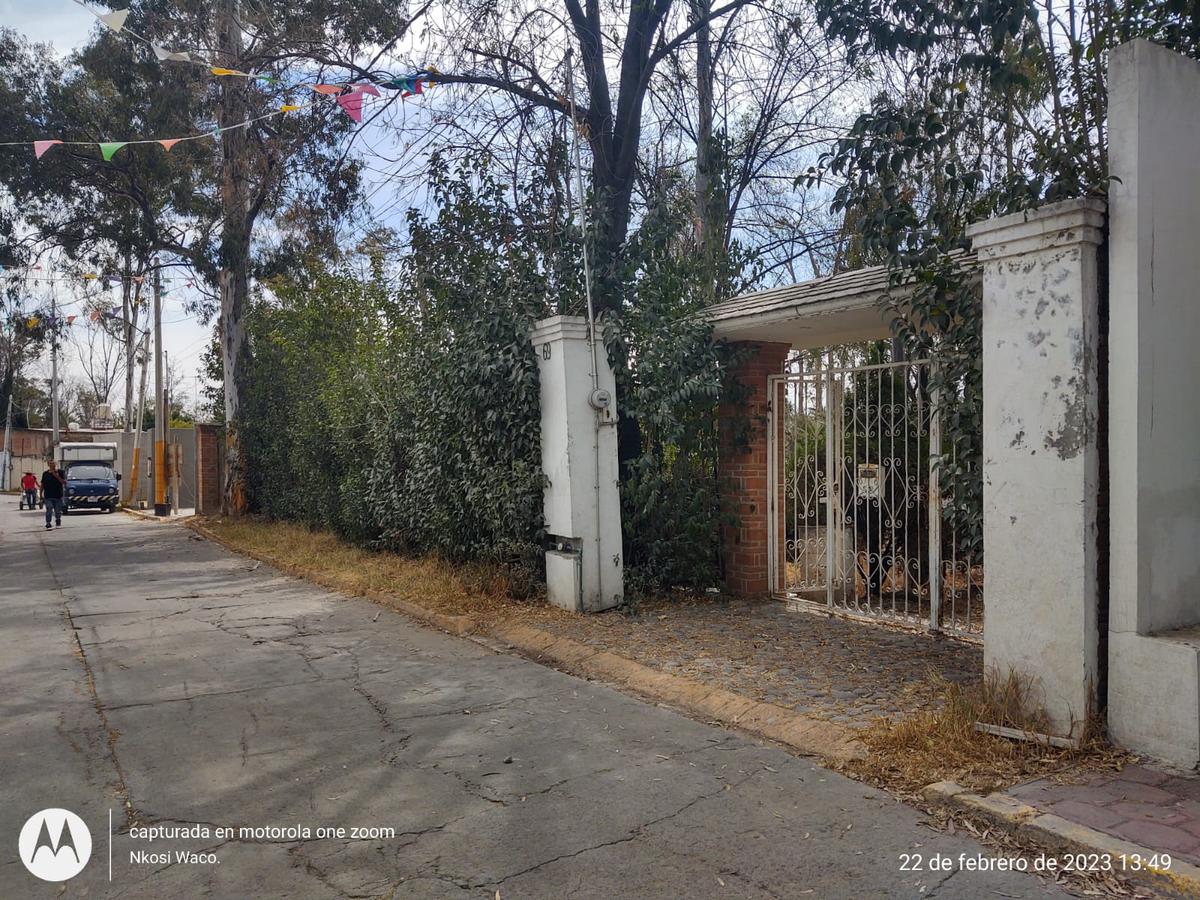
[[218, 0, 250, 515], [691, 0, 725, 300]]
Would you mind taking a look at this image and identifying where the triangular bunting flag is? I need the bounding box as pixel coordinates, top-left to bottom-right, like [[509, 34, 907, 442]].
[[26, 317, 38, 328], [98, 10, 129, 33], [33, 140, 62, 159], [152, 44, 192, 62], [312, 84, 342, 95], [210, 67, 242, 77], [90, 309, 101, 322], [354, 83, 381, 97], [67, 315, 76, 324], [158, 139, 181, 151], [99, 142, 127, 161], [83, 273, 98, 280], [335, 91, 364, 122], [411, 79, 424, 95], [380, 78, 410, 91], [280, 104, 302, 112]]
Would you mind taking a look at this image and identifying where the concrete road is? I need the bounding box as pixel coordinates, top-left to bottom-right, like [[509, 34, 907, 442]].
[[0, 503, 1068, 899]]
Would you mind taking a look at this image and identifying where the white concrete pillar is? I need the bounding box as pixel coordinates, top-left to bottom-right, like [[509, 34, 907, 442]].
[[967, 198, 1105, 738], [1107, 40, 1200, 768], [530, 316, 624, 612]]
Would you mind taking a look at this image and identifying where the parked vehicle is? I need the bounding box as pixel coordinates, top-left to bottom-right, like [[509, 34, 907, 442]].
[[56, 442, 121, 513]]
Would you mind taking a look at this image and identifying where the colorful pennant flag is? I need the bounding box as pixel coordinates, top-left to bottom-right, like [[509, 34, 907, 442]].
[[9, 67, 436, 158], [67, 315, 76, 325], [26, 317, 38, 328], [98, 10, 129, 33], [34, 140, 62, 159], [152, 43, 192, 63], [99, 142, 127, 161], [335, 91, 365, 123]]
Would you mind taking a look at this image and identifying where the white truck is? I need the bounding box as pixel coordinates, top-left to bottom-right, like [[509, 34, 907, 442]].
[[55, 442, 121, 513]]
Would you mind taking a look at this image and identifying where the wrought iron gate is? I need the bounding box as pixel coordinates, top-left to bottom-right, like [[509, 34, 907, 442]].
[[768, 358, 983, 638]]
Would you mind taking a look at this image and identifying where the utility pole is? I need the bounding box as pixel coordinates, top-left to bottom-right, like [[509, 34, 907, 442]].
[[128, 328, 150, 504], [1, 392, 13, 491], [122, 247, 135, 434], [153, 264, 169, 516], [50, 283, 60, 445]]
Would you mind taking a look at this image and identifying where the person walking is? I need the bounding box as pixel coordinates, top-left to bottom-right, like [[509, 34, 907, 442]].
[[41, 460, 66, 530], [20, 471, 39, 510]]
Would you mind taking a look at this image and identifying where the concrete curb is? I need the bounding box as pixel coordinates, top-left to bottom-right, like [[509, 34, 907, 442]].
[[184, 519, 866, 766], [923, 781, 1200, 897]]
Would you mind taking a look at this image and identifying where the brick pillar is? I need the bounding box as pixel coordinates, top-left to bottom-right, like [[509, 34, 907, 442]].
[[195, 423, 222, 515], [719, 341, 791, 598]]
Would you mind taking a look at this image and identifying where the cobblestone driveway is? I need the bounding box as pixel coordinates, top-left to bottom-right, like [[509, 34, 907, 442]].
[[524, 596, 982, 725]]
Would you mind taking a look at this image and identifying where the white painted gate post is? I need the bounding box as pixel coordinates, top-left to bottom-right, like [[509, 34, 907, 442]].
[[530, 315, 624, 613], [967, 198, 1106, 738]]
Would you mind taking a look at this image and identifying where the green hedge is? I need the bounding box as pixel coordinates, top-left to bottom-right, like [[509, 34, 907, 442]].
[[240, 157, 747, 597]]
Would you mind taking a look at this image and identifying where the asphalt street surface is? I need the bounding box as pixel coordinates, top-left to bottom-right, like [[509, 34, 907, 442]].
[[0, 502, 1069, 898]]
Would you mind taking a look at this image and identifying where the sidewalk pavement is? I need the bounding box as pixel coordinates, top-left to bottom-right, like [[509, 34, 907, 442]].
[[1007, 763, 1200, 864]]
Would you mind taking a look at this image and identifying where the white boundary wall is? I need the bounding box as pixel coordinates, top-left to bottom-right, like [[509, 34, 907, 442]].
[[1107, 40, 1200, 768]]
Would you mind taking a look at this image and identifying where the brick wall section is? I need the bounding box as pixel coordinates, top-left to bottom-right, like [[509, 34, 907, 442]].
[[719, 341, 790, 598], [195, 423, 222, 514]]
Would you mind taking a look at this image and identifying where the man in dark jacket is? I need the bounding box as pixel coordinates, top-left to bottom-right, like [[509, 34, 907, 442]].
[[41, 460, 66, 530]]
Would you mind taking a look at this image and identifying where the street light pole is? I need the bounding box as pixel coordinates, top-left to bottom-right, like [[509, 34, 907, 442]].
[[153, 264, 169, 516]]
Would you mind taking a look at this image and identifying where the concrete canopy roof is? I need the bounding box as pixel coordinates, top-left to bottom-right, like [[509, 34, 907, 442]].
[[708, 255, 978, 350]]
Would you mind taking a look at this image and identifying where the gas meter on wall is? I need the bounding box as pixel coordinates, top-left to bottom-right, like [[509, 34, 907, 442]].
[[588, 388, 611, 411]]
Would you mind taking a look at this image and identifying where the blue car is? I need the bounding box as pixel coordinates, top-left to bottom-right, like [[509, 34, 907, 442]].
[[63, 463, 121, 514]]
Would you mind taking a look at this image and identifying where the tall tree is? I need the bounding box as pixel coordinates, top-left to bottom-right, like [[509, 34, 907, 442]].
[[431, 0, 757, 307], [3, 1, 422, 511]]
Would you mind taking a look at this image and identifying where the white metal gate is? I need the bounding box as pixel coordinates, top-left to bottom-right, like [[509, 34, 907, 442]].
[[768, 358, 983, 638]]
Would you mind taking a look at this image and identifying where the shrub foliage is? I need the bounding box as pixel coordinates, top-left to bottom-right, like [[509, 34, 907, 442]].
[[238, 157, 746, 596]]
